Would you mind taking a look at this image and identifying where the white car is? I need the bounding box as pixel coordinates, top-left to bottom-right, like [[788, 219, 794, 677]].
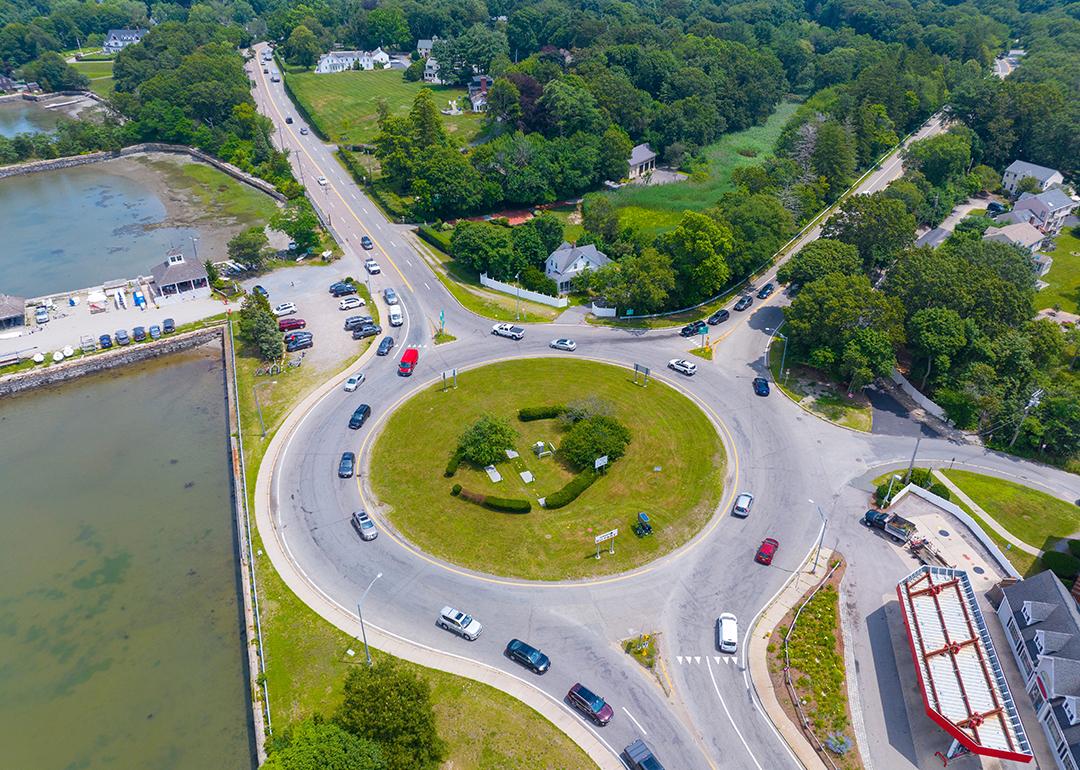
[[343, 373, 365, 392], [364, 259, 381, 275], [492, 323, 525, 340], [549, 338, 576, 351], [668, 358, 697, 376], [273, 302, 297, 317], [717, 613, 738, 654], [437, 606, 483, 641], [339, 296, 366, 311], [732, 492, 754, 518], [317, 176, 327, 186]]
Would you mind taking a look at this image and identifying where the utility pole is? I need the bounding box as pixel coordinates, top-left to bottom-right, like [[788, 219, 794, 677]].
[[808, 499, 828, 574], [357, 572, 382, 668], [1009, 389, 1043, 447], [904, 436, 922, 483], [515, 272, 521, 321]]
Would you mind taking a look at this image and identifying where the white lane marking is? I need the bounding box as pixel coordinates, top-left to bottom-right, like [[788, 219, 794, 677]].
[[406, 259, 413, 266], [706, 657, 764, 770], [361, 206, 368, 214], [424, 282, 431, 291], [622, 707, 647, 736], [352, 194, 357, 200], [390, 239, 398, 247]]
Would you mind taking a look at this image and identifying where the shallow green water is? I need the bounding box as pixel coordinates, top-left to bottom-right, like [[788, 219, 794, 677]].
[[0, 346, 255, 769], [0, 100, 62, 138]]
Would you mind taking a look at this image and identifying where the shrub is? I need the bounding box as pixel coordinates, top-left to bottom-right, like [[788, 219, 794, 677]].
[[450, 484, 462, 496], [559, 415, 631, 471], [544, 471, 598, 509], [455, 487, 530, 513], [927, 482, 951, 501], [559, 396, 615, 428], [874, 482, 893, 507], [1041, 551, 1080, 581], [909, 468, 933, 488], [518, 405, 565, 421], [458, 414, 517, 466], [1068, 540, 1080, 559], [444, 449, 463, 477]]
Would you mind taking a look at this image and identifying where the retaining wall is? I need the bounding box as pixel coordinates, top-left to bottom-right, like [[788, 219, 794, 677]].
[[0, 143, 287, 201], [0, 327, 222, 397], [479, 273, 568, 308], [890, 367, 947, 419]]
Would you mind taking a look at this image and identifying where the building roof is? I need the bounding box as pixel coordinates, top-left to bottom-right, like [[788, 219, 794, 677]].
[[1002, 570, 1080, 660], [548, 242, 610, 276], [106, 28, 148, 40], [0, 293, 25, 320], [916, 227, 950, 249], [1018, 188, 1077, 212], [150, 252, 207, 287], [1006, 160, 1061, 183], [896, 566, 1032, 762], [418, 39, 434, 49], [983, 222, 1044, 249], [629, 143, 656, 166]]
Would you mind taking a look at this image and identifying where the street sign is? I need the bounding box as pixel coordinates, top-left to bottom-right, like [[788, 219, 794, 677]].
[[440, 309, 445, 332], [594, 455, 608, 470], [633, 363, 650, 387], [595, 529, 618, 544]]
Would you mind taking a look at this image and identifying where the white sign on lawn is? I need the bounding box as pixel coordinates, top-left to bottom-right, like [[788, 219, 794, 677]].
[[594, 455, 608, 470], [595, 529, 618, 544]]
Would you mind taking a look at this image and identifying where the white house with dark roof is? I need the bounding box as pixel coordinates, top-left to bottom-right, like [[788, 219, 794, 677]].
[[545, 242, 610, 294], [1003, 160, 1065, 195], [0, 293, 25, 330], [423, 58, 440, 83], [149, 250, 210, 304], [103, 28, 148, 54], [314, 48, 390, 73], [628, 143, 657, 179], [417, 37, 437, 58], [1014, 189, 1079, 235]]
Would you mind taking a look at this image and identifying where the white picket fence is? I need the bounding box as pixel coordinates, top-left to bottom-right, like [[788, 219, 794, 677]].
[[479, 274, 567, 308]]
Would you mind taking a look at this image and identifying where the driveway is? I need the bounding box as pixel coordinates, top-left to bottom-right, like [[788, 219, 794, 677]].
[[866, 388, 940, 438]]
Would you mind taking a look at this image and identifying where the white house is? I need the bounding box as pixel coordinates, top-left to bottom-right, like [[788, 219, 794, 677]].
[[628, 143, 657, 179], [103, 28, 148, 54], [149, 250, 210, 305], [417, 37, 437, 58], [1014, 189, 1079, 235], [1003, 160, 1065, 195], [545, 242, 610, 294], [314, 48, 390, 74], [423, 58, 441, 84], [983, 221, 1048, 254]]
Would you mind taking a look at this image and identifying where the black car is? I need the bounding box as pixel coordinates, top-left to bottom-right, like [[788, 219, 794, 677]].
[[348, 404, 371, 429], [505, 639, 550, 674], [331, 283, 358, 298], [680, 320, 708, 337], [987, 201, 1007, 214], [329, 281, 350, 294], [734, 294, 753, 311], [338, 451, 355, 478], [360, 236, 374, 250], [163, 318, 175, 334], [377, 336, 395, 356], [132, 326, 147, 342], [707, 309, 730, 325], [752, 376, 770, 396], [344, 315, 373, 331], [99, 333, 113, 349], [351, 324, 381, 340], [283, 330, 313, 344], [253, 285, 268, 298], [287, 337, 313, 352], [285, 116, 293, 124], [757, 282, 775, 300]]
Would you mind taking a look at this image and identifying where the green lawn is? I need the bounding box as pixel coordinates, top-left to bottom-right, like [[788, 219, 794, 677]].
[[283, 68, 483, 144], [144, 157, 280, 228], [1038, 229, 1080, 314], [370, 359, 725, 580], [941, 469, 1080, 551], [768, 338, 872, 432], [608, 100, 800, 238], [70, 59, 114, 96]]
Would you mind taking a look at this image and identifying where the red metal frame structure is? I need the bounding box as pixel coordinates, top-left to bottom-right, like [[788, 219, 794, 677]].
[[896, 566, 1033, 764]]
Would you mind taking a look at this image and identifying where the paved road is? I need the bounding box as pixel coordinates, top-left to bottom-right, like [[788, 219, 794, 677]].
[[245, 45, 1080, 770]]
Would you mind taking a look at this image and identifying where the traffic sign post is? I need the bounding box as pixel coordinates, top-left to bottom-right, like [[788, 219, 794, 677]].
[[440, 309, 445, 334], [594, 455, 608, 473], [594, 528, 618, 559], [633, 363, 650, 387]]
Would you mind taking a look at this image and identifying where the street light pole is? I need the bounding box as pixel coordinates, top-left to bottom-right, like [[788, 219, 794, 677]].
[[515, 272, 521, 321], [252, 380, 275, 437], [808, 498, 827, 574], [190, 236, 199, 262], [358, 572, 382, 668]]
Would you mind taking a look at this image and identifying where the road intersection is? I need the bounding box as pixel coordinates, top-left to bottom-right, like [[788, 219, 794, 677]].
[[247, 46, 1080, 769]]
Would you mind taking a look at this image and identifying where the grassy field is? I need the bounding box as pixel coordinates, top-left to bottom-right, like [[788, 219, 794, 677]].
[[370, 358, 725, 580], [144, 157, 280, 228], [283, 68, 483, 144], [232, 325, 594, 768], [71, 59, 113, 96], [608, 100, 799, 238], [1038, 229, 1080, 314], [768, 338, 872, 431]]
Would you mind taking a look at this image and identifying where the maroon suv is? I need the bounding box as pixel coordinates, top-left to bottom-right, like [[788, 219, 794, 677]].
[[278, 317, 306, 331], [567, 683, 613, 725]]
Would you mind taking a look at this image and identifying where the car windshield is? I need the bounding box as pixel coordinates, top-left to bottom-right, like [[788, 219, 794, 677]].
[[361, 520, 374, 529], [589, 695, 605, 712]]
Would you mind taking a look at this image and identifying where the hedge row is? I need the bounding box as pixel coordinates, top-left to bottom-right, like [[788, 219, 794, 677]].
[[456, 487, 531, 513], [278, 65, 330, 141], [543, 470, 597, 509], [519, 405, 566, 422], [444, 449, 463, 478], [416, 224, 452, 255], [874, 471, 951, 507], [1041, 550, 1080, 581]]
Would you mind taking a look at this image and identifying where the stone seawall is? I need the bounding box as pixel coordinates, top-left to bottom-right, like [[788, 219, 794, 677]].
[[0, 143, 287, 202], [0, 327, 223, 398]]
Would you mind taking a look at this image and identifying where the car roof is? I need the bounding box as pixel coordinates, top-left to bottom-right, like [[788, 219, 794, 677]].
[[736, 493, 753, 502]]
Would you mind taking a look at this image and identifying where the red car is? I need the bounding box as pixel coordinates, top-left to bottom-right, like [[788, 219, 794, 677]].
[[755, 537, 779, 565], [278, 317, 306, 331]]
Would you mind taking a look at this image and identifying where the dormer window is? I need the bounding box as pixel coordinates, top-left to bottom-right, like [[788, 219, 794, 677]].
[[1034, 631, 1045, 654], [1064, 697, 1080, 726]]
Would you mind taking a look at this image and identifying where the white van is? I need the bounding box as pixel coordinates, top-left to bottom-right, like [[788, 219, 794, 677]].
[[717, 612, 738, 654], [388, 304, 403, 327]]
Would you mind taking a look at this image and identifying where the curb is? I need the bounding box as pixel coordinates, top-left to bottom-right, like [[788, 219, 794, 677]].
[[765, 337, 872, 435]]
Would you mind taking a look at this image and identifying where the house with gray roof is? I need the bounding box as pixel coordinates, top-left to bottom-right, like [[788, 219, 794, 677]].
[[984, 221, 1047, 254], [628, 143, 656, 180], [417, 37, 437, 58], [0, 293, 25, 330], [995, 570, 1080, 770], [1014, 189, 1079, 235], [1003, 160, 1065, 195], [545, 242, 610, 294], [103, 28, 149, 54], [149, 250, 210, 304]]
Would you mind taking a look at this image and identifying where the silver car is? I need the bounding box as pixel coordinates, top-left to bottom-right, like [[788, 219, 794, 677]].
[[351, 510, 378, 541], [549, 338, 577, 351], [437, 606, 483, 640], [732, 493, 754, 517]]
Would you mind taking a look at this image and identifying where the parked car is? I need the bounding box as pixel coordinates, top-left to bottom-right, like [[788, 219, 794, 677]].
[[437, 606, 483, 640], [624, 739, 665, 770], [34, 306, 49, 324], [383, 288, 398, 305], [344, 373, 365, 392], [99, 333, 113, 349], [253, 285, 268, 298], [115, 329, 131, 345], [360, 236, 374, 250], [398, 347, 418, 376], [348, 404, 371, 429], [163, 318, 175, 334], [987, 201, 1007, 214], [339, 296, 365, 311], [331, 283, 358, 298], [757, 282, 775, 299], [129, 326, 145, 342], [338, 451, 356, 478], [680, 320, 708, 337], [707, 309, 730, 325], [286, 337, 313, 352], [344, 315, 373, 331], [283, 331, 312, 344], [262, 67, 268, 74], [667, 359, 697, 376], [549, 338, 576, 351], [364, 258, 381, 274], [285, 116, 293, 124], [752, 377, 770, 397], [717, 613, 738, 654], [566, 683, 613, 726], [351, 510, 378, 541], [299, 127, 309, 135], [278, 317, 306, 331], [352, 324, 381, 340], [732, 492, 754, 517], [755, 537, 779, 565], [149, 324, 161, 340], [505, 639, 550, 674], [734, 295, 753, 311], [491, 323, 525, 340], [377, 336, 395, 356], [329, 281, 350, 294], [273, 302, 297, 316]]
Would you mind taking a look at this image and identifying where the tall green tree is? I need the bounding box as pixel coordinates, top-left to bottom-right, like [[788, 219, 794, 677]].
[[484, 77, 522, 130], [252, 309, 284, 361], [227, 226, 270, 269], [841, 327, 896, 393], [811, 120, 856, 200], [909, 307, 967, 388], [777, 239, 861, 287], [408, 89, 448, 150], [591, 247, 675, 314], [821, 192, 915, 270], [19, 51, 88, 91], [366, 7, 411, 49], [263, 717, 386, 770], [904, 131, 972, 187], [270, 200, 319, 253], [284, 25, 320, 67], [457, 414, 518, 466], [656, 211, 734, 305]]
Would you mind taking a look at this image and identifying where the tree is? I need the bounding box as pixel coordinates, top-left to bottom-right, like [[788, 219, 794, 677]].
[[559, 415, 632, 471], [715, 192, 795, 274], [449, 221, 519, 277], [228, 226, 270, 269], [529, 212, 564, 256], [18, 52, 89, 91], [811, 120, 856, 200], [284, 25, 320, 68], [909, 307, 967, 388], [270, 200, 320, 254], [656, 211, 734, 305], [431, 25, 508, 86], [335, 661, 446, 770], [457, 414, 517, 467], [581, 193, 619, 244], [597, 124, 633, 183], [263, 717, 386, 770], [537, 77, 604, 137], [366, 7, 411, 49], [1014, 176, 1042, 196], [591, 248, 674, 314], [904, 131, 972, 187], [408, 89, 448, 150], [484, 77, 521, 130], [841, 327, 895, 393], [777, 239, 861, 287], [821, 192, 915, 270], [238, 291, 271, 339], [252, 308, 284, 361]]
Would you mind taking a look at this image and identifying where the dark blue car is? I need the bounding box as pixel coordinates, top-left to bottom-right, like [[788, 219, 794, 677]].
[[752, 377, 770, 396], [505, 638, 550, 674], [338, 451, 356, 478], [99, 333, 113, 349]]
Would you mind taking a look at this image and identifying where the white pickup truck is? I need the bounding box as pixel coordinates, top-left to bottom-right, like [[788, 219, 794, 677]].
[[491, 323, 525, 340]]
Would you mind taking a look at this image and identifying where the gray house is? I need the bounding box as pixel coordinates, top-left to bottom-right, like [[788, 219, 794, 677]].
[[1003, 160, 1065, 195], [995, 571, 1080, 770], [545, 242, 610, 294], [103, 28, 149, 54], [0, 293, 25, 330], [1014, 189, 1079, 235], [628, 143, 657, 179], [149, 250, 210, 304]]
